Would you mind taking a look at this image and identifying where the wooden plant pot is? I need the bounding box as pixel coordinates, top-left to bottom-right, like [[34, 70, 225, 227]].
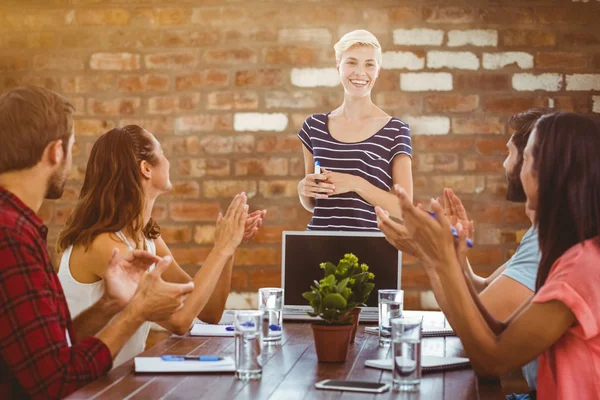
[[311, 323, 353, 363]]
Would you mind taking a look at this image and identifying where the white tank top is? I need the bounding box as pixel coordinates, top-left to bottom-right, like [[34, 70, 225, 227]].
[[57, 232, 156, 368]]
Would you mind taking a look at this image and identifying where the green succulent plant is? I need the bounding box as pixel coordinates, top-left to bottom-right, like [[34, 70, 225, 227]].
[[302, 253, 376, 325]]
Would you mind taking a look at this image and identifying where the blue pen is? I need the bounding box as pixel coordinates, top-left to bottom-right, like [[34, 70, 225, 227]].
[[427, 211, 474, 248], [161, 355, 223, 362]]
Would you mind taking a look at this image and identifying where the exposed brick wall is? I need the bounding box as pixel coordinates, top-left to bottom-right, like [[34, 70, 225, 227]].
[[2, 0, 599, 310]]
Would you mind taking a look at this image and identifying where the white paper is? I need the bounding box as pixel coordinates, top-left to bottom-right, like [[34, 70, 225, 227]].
[[190, 323, 234, 337], [134, 356, 235, 373]]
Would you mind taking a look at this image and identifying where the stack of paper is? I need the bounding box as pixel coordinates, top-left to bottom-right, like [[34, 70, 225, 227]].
[[135, 356, 235, 373], [190, 323, 234, 337], [365, 356, 470, 373]]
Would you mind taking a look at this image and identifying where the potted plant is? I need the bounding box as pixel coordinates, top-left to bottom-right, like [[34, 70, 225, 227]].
[[302, 253, 375, 362]]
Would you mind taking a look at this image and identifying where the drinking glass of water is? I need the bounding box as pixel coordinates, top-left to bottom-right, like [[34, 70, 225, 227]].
[[391, 316, 423, 391], [258, 287, 284, 343], [234, 310, 263, 380], [378, 289, 403, 347]]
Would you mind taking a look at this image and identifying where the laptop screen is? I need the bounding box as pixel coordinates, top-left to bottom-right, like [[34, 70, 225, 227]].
[[282, 232, 401, 308]]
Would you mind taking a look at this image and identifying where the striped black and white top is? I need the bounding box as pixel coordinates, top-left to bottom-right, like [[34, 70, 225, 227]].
[[297, 113, 412, 231]]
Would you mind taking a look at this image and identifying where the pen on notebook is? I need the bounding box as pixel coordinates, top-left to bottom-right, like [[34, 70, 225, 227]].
[[161, 355, 224, 362], [427, 211, 474, 248]]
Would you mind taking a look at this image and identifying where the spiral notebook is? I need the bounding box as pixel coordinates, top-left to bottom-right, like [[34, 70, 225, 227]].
[[365, 356, 470, 373]]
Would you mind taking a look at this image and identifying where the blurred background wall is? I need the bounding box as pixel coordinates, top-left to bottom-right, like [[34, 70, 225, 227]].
[[2, 0, 599, 310]]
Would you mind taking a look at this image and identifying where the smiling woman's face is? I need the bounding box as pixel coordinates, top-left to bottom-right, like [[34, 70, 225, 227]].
[[337, 45, 380, 98]]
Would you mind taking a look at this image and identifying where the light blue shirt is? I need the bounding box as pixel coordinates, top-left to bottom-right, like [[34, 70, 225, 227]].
[[501, 226, 541, 390]]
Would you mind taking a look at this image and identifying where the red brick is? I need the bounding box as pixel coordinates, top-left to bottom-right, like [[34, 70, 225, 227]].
[[151, 204, 168, 222], [500, 30, 556, 47], [455, 74, 511, 91], [470, 202, 504, 224], [594, 55, 600, 70], [253, 226, 285, 244], [120, 117, 174, 135], [202, 49, 258, 65], [412, 137, 473, 153], [169, 202, 221, 222], [375, 92, 422, 112], [170, 247, 212, 265], [289, 157, 304, 177], [90, 53, 140, 71], [263, 46, 318, 66], [159, 225, 192, 244], [536, 8, 600, 25], [2, 9, 69, 30], [462, 157, 504, 173], [424, 95, 479, 113], [551, 96, 590, 113], [418, 175, 485, 195], [235, 69, 283, 87], [414, 153, 459, 173], [506, 203, 530, 224], [259, 180, 299, 198], [423, 7, 475, 23], [535, 52, 588, 70], [224, 27, 278, 43], [236, 248, 279, 266], [145, 52, 198, 70], [75, 8, 130, 25], [176, 158, 231, 177], [88, 98, 141, 116], [475, 138, 509, 156], [167, 181, 201, 199], [248, 268, 281, 289], [235, 158, 289, 176], [452, 117, 504, 135], [202, 180, 257, 198], [193, 225, 216, 245], [148, 94, 200, 115], [467, 248, 504, 266], [3, 32, 58, 49], [0, 56, 29, 71], [74, 119, 115, 137], [373, 70, 400, 91], [388, 7, 422, 23], [485, 176, 509, 199], [133, 7, 190, 25], [484, 96, 546, 114], [62, 75, 113, 93], [403, 290, 422, 311], [231, 269, 249, 290], [37, 202, 54, 223], [161, 30, 221, 47], [176, 70, 229, 90], [34, 55, 85, 71], [4, 76, 59, 91], [175, 114, 233, 132], [207, 91, 259, 110], [191, 7, 247, 26], [118, 74, 169, 92], [479, 7, 534, 24], [402, 267, 431, 289], [60, 187, 81, 202], [197, 135, 254, 154], [559, 32, 600, 47], [256, 135, 301, 153]]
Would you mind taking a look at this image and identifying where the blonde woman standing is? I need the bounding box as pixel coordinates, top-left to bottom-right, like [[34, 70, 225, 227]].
[[297, 30, 413, 231]]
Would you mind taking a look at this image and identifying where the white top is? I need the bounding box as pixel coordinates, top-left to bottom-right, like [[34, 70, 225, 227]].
[[57, 231, 156, 368]]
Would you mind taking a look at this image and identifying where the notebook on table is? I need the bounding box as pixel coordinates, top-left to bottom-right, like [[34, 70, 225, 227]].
[[135, 356, 235, 373], [365, 356, 470, 373], [365, 326, 455, 338]]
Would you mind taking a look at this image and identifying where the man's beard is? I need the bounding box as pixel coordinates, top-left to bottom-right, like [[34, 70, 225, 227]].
[[45, 161, 69, 200], [505, 167, 527, 203]]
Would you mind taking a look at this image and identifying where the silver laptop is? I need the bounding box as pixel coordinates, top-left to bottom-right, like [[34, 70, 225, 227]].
[[281, 231, 402, 322]]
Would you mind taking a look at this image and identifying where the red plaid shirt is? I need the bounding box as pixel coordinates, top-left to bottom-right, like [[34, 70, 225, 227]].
[[0, 187, 112, 399]]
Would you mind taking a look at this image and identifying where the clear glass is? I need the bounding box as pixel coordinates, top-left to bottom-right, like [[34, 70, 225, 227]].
[[391, 316, 423, 392], [234, 310, 263, 380], [378, 289, 404, 346], [258, 287, 284, 343]]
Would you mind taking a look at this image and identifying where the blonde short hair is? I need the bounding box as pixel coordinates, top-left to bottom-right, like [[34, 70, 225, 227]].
[[334, 30, 382, 66]]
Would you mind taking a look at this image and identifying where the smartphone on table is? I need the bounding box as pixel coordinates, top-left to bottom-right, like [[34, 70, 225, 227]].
[[315, 379, 390, 393]]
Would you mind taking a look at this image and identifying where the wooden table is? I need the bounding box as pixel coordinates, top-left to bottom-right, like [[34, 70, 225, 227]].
[[67, 312, 504, 400]]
